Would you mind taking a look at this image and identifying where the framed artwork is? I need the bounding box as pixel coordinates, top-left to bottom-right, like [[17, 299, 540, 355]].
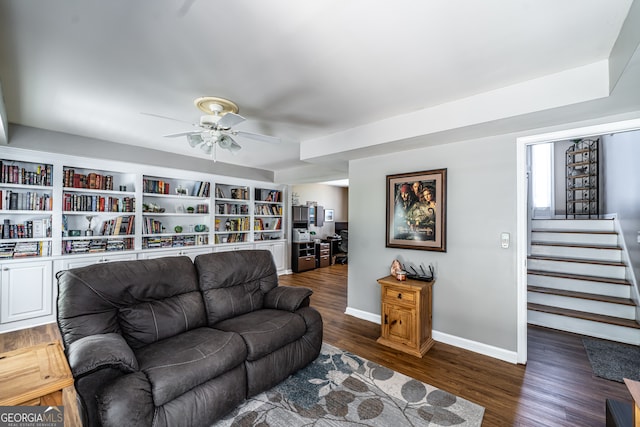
[[386, 168, 447, 252], [324, 209, 335, 222]]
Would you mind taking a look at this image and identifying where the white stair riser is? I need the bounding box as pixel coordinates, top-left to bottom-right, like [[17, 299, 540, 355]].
[[528, 310, 640, 346], [527, 292, 636, 319], [531, 219, 615, 232], [531, 231, 618, 246], [528, 274, 631, 299], [530, 245, 622, 262], [528, 259, 626, 279]]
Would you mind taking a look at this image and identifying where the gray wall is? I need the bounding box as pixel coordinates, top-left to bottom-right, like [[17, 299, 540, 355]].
[[602, 130, 640, 299], [349, 134, 518, 351]]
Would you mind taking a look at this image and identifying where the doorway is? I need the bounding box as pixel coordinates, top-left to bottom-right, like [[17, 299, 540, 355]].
[[516, 117, 640, 364]]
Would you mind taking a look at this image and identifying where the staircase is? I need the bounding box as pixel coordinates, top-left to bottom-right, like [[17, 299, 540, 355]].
[[527, 218, 640, 345]]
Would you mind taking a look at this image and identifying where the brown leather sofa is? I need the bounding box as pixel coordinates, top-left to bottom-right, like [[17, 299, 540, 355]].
[[56, 250, 323, 426]]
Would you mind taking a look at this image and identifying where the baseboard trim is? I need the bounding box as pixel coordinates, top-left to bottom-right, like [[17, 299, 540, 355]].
[[345, 306, 518, 364]]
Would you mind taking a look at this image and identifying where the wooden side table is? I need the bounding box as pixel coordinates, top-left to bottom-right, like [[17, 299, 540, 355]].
[[0, 341, 74, 406], [377, 275, 435, 357]]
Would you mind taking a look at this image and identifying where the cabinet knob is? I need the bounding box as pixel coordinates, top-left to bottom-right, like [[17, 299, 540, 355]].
[[397, 293, 402, 299]]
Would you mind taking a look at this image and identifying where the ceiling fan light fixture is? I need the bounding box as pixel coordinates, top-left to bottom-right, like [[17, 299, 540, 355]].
[[187, 133, 203, 147]]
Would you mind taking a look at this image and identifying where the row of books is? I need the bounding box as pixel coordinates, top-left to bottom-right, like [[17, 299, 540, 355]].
[[143, 179, 171, 194], [64, 169, 115, 190], [253, 218, 282, 231], [255, 204, 283, 216], [100, 216, 135, 236], [63, 194, 135, 212], [62, 238, 134, 254], [0, 241, 51, 258], [1, 162, 52, 186], [192, 182, 211, 197], [1, 190, 52, 211], [214, 217, 250, 232], [216, 203, 249, 215], [215, 186, 249, 200], [214, 233, 247, 244], [143, 218, 165, 234], [142, 235, 209, 249], [2, 219, 52, 239], [256, 189, 282, 203]]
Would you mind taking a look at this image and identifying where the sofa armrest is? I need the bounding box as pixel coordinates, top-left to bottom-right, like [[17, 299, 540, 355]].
[[66, 333, 139, 378], [264, 286, 313, 312]]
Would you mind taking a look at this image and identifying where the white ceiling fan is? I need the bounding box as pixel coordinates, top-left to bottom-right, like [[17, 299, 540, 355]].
[[153, 97, 280, 160]]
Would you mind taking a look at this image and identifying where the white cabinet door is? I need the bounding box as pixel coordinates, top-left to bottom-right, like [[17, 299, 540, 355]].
[[254, 241, 286, 272], [138, 247, 212, 261], [1, 260, 53, 323]]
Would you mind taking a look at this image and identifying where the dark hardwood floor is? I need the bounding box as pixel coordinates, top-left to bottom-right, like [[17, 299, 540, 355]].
[[0, 263, 632, 426]]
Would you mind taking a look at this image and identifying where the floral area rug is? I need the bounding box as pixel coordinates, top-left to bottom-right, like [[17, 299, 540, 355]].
[[213, 343, 485, 426]]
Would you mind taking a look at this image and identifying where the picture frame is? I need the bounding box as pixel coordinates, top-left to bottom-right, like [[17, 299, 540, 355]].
[[324, 209, 335, 222], [386, 168, 447, 252]]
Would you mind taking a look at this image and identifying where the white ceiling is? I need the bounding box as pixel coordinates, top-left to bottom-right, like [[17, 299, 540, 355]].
[[1, 0, 638, 181]]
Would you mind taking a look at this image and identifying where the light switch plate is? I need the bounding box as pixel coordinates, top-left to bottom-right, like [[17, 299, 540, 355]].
[[501, 232, 510, 249]]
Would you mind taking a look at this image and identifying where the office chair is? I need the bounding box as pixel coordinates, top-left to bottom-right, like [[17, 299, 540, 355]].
[[335, 230, 348, 264]]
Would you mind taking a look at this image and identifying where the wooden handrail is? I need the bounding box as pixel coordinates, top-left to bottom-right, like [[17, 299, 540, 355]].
[[624, 378, 640, 427]]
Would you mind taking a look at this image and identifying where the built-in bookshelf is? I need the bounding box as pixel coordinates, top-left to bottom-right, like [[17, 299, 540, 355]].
[[214, 183, 250, 244], [62, 166, 136, 255], [142, 175, 210, 249], [254, 188, 284, 241], [0, 159, 54, 258]]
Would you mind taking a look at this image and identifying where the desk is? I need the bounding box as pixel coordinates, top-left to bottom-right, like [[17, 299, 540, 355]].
[[325, 237, 342, 265], [0, 341, 74, 406]]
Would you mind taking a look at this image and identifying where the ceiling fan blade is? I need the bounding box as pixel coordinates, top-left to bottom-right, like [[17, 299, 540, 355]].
[[164, 130, 200, 138], [233, 130, 280, 144], [142, 112, 194, 125], [217, 112, 246, 129]]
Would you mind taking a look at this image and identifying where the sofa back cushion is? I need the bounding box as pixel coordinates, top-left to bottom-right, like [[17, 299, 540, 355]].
[[57, 256, 206, 349], [194, 250, 278, 325]]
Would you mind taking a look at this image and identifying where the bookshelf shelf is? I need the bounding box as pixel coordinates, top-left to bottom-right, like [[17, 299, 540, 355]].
[[1, 159, 54, 260]]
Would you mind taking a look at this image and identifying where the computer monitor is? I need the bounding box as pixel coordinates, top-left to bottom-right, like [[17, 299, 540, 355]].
[[334, 222, 348, 234]]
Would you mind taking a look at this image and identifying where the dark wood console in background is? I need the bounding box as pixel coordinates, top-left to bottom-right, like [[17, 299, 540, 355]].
[[292, 242, 315, 272]]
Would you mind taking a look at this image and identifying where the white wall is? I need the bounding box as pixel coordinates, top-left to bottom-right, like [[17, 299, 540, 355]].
[[292, 183, 348, 239], [349, 134, 518, 351]]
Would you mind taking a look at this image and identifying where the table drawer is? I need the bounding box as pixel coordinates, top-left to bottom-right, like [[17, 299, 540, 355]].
[[318, 254, 330, 267], [384, 287, 416, 304], [297, 256, 316, 271]]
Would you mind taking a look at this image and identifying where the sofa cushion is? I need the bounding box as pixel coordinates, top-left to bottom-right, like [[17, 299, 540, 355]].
[[214, 309, 306, 361], [119, 291, 206, 349], [57, 256, 204, 349], [195, 250, 278, 324], [135, 327, 246, 407]]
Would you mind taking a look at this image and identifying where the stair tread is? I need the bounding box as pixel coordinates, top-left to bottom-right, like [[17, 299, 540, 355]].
[[527, 285, 635, 306], [527, 269, 631, 286], [528, 255, 625, 267], [531, 229, 617, 235], [530, 241, 621, 250], [528, 303, 640, 329]]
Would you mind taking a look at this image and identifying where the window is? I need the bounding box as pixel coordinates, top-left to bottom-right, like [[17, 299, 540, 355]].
[[531, 143, 553, 216]]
